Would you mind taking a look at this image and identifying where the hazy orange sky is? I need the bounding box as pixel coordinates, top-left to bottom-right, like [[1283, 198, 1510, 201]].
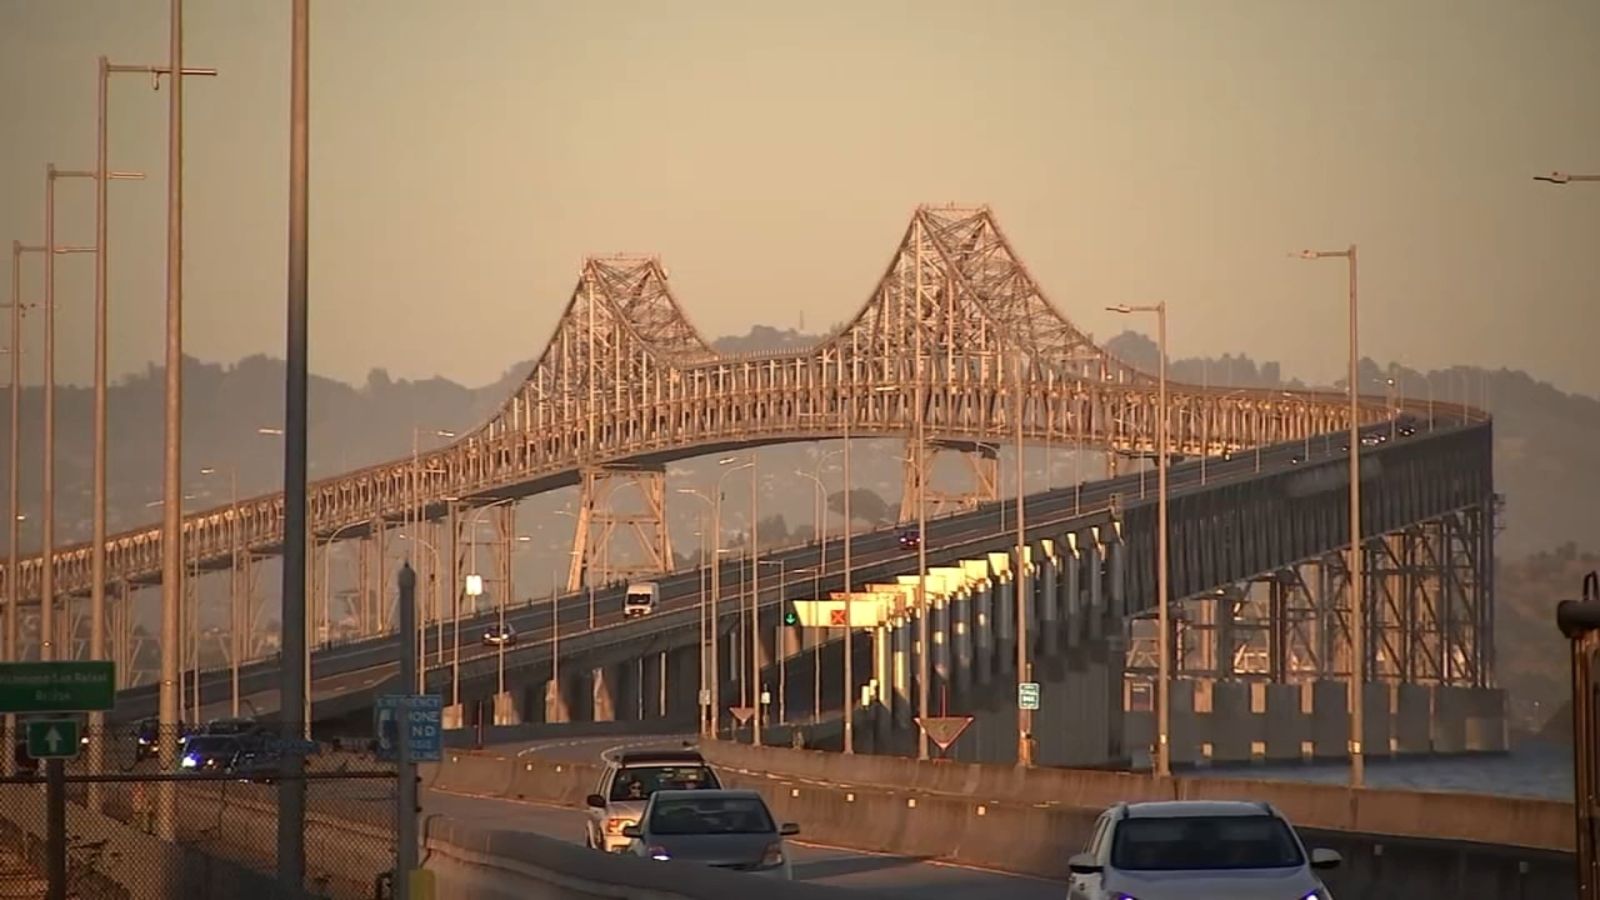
[[3, 0, 1597, 396]]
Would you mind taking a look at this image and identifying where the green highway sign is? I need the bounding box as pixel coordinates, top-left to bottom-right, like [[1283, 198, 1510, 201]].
[[1018, 681, 1040, 711], [0, 661, 115, 714], [25, 719, 80, 760]]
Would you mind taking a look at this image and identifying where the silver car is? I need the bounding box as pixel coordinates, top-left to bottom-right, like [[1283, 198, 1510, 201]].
[[1066, 800, 1341, 900], [584, 750, 722, 852], [622, 789, 798, 880]]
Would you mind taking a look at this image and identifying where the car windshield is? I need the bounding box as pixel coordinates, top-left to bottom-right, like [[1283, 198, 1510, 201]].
[[648, 796, 775, 836], [1111, 815, 1304, 871], [184, 737, 239, 756], [609, 765, 719, 801]]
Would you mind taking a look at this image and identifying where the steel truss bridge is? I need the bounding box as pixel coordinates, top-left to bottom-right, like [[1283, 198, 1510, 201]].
[[0, 205, 1491, 696]]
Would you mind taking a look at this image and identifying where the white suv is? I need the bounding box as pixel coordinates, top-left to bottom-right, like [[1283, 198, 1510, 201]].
[[1066, 800, 1341, 900], [584, 749, 722, 853]]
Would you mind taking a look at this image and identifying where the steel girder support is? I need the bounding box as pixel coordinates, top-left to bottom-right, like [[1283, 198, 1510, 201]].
[[898, 439, 999, 521], [567, 464, 672, 592]]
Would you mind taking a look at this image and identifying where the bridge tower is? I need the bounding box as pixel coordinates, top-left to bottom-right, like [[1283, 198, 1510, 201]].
[[898, 440, 1000, 522], [567, 464, 674, 591]]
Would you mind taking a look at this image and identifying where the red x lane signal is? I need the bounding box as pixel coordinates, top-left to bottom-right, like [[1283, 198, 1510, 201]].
[[829, 608, 848, 626]]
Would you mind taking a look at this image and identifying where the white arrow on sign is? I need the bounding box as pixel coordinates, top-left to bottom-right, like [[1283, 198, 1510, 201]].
[[44, 727, 62, 754]]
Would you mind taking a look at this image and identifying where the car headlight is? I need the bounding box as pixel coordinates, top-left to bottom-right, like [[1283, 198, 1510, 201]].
[[647, 845, 670, 860], [180, 755, 197, 768], [604, 818, 634, 836], [760, 841, 784, 867], [1301, 891, 1332, 900]]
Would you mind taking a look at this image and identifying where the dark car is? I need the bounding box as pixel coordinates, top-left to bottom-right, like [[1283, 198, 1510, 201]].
[[897, 529, 920, 550], [135, 718, 191, 761], [623, 789, 799, 879], [202, 717, 261, 737], [482, 624, 518, 647], [179, 734, 244, 773]]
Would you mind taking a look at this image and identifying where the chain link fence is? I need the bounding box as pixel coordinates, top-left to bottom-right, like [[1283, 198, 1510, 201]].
[[0, 720, 398, 899]]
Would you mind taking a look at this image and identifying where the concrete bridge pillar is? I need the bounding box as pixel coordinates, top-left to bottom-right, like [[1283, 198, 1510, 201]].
[[952, 589, 973, 700], [1263, 683, 1308, 762], [543, 672, 576, 724], [1107, 538, 1126, 622], [664, 644, 700, 721], [1310, 680, 1348, 759], [891, 618, 912, 729], [1394, 684, 1431, 753], [1086, 541, 1105, 641], [1040, 552, 1059, 659], [1064, 542, 1083, 649], [973, 583, 994, 686], [589, 666, 617, 723], [931, 593, 950, 708], [639, 653, 664, 720], [995, 576, 1016, 678]]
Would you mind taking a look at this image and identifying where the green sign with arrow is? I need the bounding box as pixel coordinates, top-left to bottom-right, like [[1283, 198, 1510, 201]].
[[26, 719, 81, 760]]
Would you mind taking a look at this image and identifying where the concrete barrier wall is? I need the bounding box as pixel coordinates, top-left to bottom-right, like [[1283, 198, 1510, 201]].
[[695, 742, 1575, 853], [436, 744, 1576, 897]]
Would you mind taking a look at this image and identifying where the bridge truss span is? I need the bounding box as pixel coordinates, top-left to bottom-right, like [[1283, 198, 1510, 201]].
[[4, 206, 1482, 612]]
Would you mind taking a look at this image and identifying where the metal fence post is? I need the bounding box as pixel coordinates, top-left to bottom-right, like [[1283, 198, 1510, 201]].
[[45, 758, 65, 900]]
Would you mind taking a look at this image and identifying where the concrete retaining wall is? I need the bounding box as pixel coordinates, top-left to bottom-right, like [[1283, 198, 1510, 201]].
[[696, 742, 1574, 853]]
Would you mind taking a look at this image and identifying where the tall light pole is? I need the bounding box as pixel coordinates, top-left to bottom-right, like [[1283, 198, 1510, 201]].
[[681, 460, 751, 738], [6, 243, 40, 778], [200, 466, 241, 716], [1293, 245, 1363, 789], [678, 491, 715, 736], [759, 559, 788, 724], [909, 227, 932, 761], [746, 454, 762, 747], [1107, 302, 1169, 776], [398, 532, 440, 692], [408, 426, 456, 568], [1012, 349, 1032, 767], [42, 166, 96, 665], [1534, 171, 1600, 184], [318, 521, 366, 646]]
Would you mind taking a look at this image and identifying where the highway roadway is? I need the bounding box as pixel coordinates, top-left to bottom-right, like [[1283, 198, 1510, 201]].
[[424, 734, 1065, 899], [199, 418, 1446, 723]]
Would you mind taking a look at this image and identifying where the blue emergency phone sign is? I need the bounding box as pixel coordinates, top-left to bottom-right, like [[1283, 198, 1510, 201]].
[[375, 694, 443, 762]]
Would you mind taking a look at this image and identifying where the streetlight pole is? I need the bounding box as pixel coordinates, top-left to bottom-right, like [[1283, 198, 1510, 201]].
[[677, 491, 715, 737], [398, 533, 440, 692], [1294, 245, 1363, 789], [1107, 302, 1169, 777], [1012, 349, 1032, 767], [760, 559, 788, 724], [5, 244, 39, 778], [200, 467, 242, 716], [749, 454, 762, 746], [116, 0, 222, 841], [910, 228, 931, 761], [42, 166, 96, 666]]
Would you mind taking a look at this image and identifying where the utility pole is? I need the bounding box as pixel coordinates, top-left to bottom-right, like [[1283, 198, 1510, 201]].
[[750, 454, 761, 746], [6, 242, 40, 778], [277, 0, 311, 886], [396, 563, 419, 900], [912, 222, 930, 761], [1014, 349, 1032, 767], [1293, 245, 1362, 788]]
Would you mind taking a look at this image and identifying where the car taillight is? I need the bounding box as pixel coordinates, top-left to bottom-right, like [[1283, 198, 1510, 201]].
[[760, 841, 783, 866]]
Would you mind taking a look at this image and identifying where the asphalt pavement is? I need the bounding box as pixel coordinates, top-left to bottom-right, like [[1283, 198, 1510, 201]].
[[426, 735, 1065, 900]]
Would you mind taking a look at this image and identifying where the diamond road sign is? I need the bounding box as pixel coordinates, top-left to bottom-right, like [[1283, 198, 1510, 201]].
[[1018, 682, 1041, 711], [26, 719, 80, 760], [375, 694, 443, 763], [0, 661, 115, 713]]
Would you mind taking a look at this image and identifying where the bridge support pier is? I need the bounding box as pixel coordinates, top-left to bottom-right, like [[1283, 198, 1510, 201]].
[[568, 464, 673, 592], [590, 666, 617, 722], [898, 440, 999, 522]]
